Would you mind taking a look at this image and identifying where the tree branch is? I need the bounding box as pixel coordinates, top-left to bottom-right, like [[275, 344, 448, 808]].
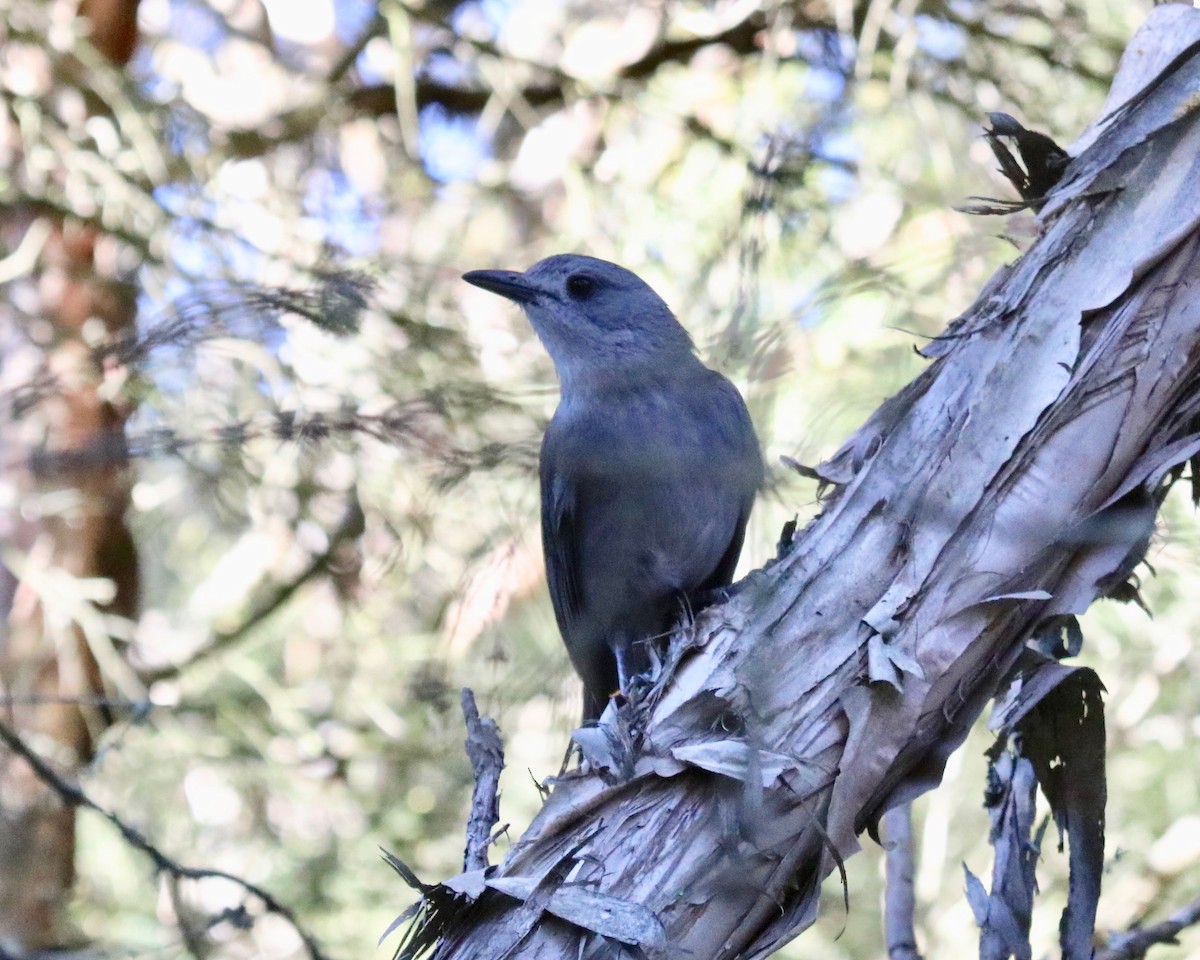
[[460, 688, 505, 873], [139, 496, 364, 684], [883, 804, 922, 960], [0, 717, 332, 960], [1097, 895, 1200, 960]]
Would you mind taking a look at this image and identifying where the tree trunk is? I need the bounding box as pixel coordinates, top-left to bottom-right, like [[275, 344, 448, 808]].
[[0, 1, 142, 948], [427, 8, 1200, 958]]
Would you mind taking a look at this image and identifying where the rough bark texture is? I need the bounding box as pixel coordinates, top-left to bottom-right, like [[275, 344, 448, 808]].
[[0, 1, 142, 948], [428, 8, 1200, 958]]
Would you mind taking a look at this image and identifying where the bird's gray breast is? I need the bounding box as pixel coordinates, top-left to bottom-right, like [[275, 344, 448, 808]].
[[542, 373, 757, 621]]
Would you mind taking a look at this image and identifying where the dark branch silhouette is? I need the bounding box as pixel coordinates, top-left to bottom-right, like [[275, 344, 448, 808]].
[[0, 718, 333, 960]]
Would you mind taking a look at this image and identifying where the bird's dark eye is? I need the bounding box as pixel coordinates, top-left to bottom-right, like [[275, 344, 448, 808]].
[[566, 274, 597, 300]]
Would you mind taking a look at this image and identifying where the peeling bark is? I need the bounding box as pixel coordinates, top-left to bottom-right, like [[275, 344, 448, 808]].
[[420, 8, 1200, 959]]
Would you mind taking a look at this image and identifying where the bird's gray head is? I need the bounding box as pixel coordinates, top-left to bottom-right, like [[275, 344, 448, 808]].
[[463, 254, 697, 391]]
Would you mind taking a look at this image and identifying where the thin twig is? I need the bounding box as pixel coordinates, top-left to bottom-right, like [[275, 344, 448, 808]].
[[140, 497, 364, 683], [883, 803, 923, 960], [0, 718, 332, 960], [460, 689, 505, 872], [1097, 895, 1200, 960]]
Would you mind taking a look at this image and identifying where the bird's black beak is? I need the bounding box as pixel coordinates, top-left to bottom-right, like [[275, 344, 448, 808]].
[[462, 269, 540, 304]]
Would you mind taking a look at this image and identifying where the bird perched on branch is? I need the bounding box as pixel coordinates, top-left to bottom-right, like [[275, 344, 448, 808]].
[[463, 255, 763, 721]]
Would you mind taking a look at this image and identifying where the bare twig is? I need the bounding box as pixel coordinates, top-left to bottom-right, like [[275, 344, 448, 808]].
[[459, 689, 505, 872], [0, 718, 332, 960], [1096, 895, 1200, 960], [140, 497, 364, 683], [883, 803, 922, 960]]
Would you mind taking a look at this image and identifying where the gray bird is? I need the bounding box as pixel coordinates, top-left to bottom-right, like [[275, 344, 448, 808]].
[[463, 255, 763, 721]]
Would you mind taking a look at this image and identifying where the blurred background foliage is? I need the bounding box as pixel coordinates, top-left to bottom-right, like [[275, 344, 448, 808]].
[[2, 0, 1198, 957]]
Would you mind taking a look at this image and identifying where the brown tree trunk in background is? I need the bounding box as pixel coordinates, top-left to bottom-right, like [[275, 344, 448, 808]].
[[0, 1, 141, 948]]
